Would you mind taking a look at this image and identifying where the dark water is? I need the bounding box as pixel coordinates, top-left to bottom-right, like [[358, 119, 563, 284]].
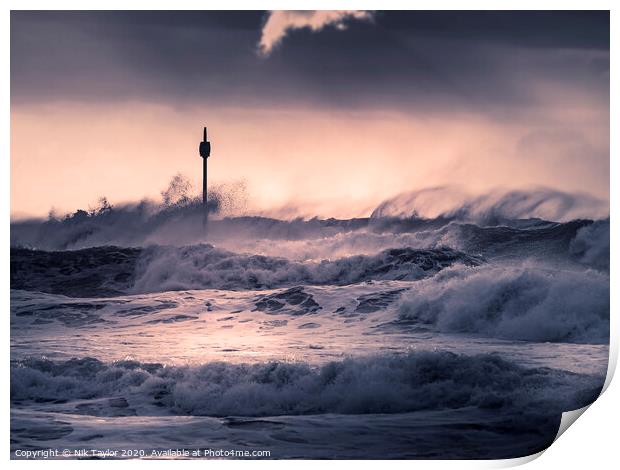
[[10, 208, 610, 459]]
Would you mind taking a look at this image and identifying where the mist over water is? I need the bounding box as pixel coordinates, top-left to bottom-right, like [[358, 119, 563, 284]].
[[371, 186, 609, 222], [9, 174, 609, 252]]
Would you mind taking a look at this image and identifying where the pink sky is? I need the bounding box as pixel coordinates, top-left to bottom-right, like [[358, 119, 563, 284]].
[[11, 97, 608, 219]]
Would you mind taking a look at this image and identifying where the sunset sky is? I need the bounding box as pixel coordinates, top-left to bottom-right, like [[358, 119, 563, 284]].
[[10, 11, 609, 218]]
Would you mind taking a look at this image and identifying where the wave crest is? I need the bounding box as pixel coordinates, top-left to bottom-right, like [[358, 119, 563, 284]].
[[132, 245, 482, 293], [397, 263, 609, 343], [371, 187, 608, 223], [11, 352, 601, 417]]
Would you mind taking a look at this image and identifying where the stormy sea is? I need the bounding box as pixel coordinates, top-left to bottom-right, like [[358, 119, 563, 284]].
[[10, 187, 610, 459]]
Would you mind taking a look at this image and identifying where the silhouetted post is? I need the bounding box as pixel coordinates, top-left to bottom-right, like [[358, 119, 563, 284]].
[[199, 126, 211, 227]]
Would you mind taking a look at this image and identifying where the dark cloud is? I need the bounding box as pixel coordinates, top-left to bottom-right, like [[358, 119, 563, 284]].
[[11, 11, 609, 114], [376, 11, 608, 49]]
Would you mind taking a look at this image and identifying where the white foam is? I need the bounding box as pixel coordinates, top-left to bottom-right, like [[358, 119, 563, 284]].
[[398, 263, 609, 343], [11, 352, 602, 418]]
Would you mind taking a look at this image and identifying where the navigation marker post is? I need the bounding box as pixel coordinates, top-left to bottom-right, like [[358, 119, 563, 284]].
[[199, 126, 211, 228]]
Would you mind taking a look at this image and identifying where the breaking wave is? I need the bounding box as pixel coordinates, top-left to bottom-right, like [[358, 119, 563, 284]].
[[132, 245, 482, 293], [397, 263, 609, 343], [569, 219, 610, 271], [10, 185, 608, 252], [11, 352, 602, 418], [208, 218, 596, 264], [10, 245, 481, 296], [371, 187, 608, 223]]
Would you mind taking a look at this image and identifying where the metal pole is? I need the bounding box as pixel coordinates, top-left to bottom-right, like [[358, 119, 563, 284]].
[[202, 156, 207, 228], [199, 126, 211, 230], [203, 157, 207, 206]]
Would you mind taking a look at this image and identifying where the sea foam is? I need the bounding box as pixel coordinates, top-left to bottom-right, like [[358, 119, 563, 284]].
[[11, 352, 602, 418], [397, 263, 609, 343]]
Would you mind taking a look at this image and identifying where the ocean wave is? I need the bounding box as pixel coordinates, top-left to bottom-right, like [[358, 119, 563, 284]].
[[371, 187, 609, 223], [569, 219, 610, 271], [10, 245, 480, 296], [203, 218, 596, 264], [11, 185, 608, 252], [10, 352, 602, 418], [10, 246, 140, 297], [131, 245, 482, 293], [397, 263, 609, 343], [11, 216, 607, 296]]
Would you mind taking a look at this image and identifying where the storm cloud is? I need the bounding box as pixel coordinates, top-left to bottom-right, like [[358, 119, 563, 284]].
[[10, 11, 609, 115]]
